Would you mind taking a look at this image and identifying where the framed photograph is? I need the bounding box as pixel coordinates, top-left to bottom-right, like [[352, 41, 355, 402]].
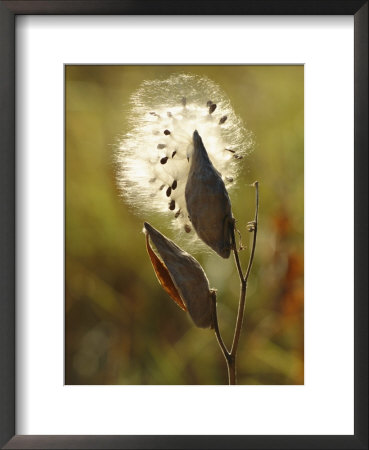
[[1, 1, 367, 449]]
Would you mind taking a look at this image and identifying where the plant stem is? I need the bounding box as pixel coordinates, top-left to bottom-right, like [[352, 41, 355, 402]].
[[228, 355, 236, 385], [211, 293, 235, 384], [232, 224, 244, 281], [243, 182, 259, 283], [211, 292, 229, 361], [230, 182, 259, 375], [213, 181, 259, 385]]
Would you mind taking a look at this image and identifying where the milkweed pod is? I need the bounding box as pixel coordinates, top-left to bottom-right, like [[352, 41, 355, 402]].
[[144, 222, 214, 329], [185, 130, 234, 258]]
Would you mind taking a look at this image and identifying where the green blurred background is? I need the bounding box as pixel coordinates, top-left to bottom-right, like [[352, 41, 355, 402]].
[[65, 65, 304, 385]]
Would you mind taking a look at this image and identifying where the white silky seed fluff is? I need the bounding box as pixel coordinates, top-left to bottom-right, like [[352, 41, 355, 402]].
[[117, 73, 252, 240]]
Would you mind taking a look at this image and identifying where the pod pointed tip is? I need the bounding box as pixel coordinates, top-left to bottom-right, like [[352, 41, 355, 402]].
[[143, 221, 153, 233], [192, 130, 205, 152]]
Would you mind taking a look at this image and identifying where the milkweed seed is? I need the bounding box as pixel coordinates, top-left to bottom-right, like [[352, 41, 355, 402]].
[[159, 184, 165, 190], [172, 151, 177, 158], [149, 177, 156, 183], [172, 180, 177, 190], [206, 100, 213, 107], [184, 224, 191, 233], [225, 176, 234, 183], [225, 148, 235, 153], [164, 129, 171, 135], [174, 209, 181, 218], [233, 154, 243, 159], [167, 111, 173, 117], [157, 144, 166, 149], [209, 103, 217, 114], [219, 115, 227, 124], [160, 157, 168, 164], [166, 186, 172, 197], [169, 200, 175, 210], [150, 112, 160, 118]]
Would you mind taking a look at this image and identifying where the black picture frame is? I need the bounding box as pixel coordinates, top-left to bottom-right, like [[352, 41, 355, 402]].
[[0, 1, 367, 449]]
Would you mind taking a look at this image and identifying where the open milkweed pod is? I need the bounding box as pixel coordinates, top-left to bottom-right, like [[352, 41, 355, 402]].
[[185, 130, 234, 258], [117, 74, 252, 246], [144, 222, 215, 329]]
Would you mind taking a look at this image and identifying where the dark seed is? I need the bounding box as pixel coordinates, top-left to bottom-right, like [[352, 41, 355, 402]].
[[159, 184, 165, 190], [174, 209, 181, 218], [160, 157, 168, 164], [172, 151, 177, 158], [209, 103, 217, 114], [225, 176, 234, 183], [181, 97, 186, 106], [172, 180, 177, 190], [166, 186, 172, 197], [157, 144, 166, 149], [149, 177, 156, 183], [233, 154, 243, 160], [225, 148, 235, 153], [206, 100, 213, 107], [219, 115, 227, 124], [164, 129, 171, 135], [169, 200, 175, 210], [184, 224, 191, 233]]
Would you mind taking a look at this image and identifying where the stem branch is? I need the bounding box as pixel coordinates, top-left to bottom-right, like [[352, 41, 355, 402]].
[[231, 182, 259, 360], [212, 181, 259, 385], [211, 292, 229, 361], [232, 225, 244, 281]]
